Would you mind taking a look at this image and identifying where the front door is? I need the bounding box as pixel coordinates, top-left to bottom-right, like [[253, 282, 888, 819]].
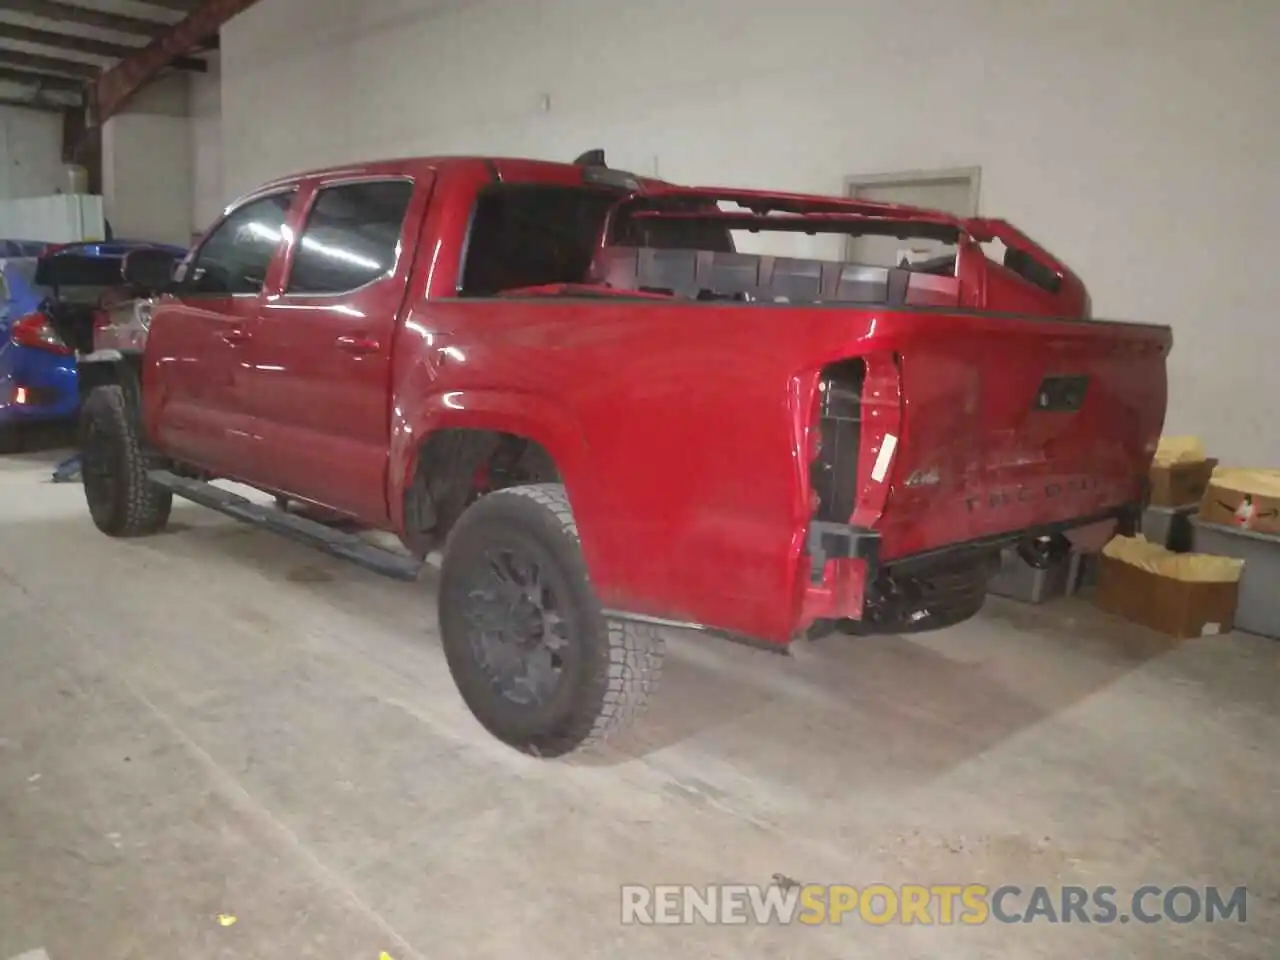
[[247, 175, 427, 522], [143, 190, 296, 477]]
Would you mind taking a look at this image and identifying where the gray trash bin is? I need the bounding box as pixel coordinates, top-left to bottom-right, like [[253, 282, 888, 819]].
[[1142, 504, 1197, 552], [987, 548, 1087, 604], [1189, 518, 1280, 639]]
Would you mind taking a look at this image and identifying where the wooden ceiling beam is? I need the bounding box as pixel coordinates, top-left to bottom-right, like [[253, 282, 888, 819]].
[[0, 94, 70, 112], [94, 0, 257, 121], [0, 48, 99, 78], [133, 0, 207, 11], [0, 1, 170, 39], [0, 62, 84, 91], [0, 23, 208, 71]]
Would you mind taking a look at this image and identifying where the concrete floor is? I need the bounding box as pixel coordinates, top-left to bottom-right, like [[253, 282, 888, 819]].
[[0, 450, 1276, 960]]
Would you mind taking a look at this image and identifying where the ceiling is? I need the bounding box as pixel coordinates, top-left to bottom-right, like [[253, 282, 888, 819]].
[[0, 0, 214, 111]]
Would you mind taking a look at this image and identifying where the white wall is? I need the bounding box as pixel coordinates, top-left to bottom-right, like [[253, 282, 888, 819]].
[[221, 0, 1280, 466], [190, 54, 224, 236], [0, 105, 64, 203], [102, 74, 195, 246]]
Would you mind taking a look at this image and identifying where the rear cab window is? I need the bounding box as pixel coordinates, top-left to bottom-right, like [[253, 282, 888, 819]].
[[458, 184, 623, 296], [456, 183, 743, 297]]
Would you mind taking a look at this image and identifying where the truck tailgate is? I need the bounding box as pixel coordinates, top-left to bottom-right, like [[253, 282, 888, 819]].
[[864, 312, 1171, 561]]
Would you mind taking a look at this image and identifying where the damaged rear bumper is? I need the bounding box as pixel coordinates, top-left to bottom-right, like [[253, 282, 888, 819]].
[[798, 503, 1141, 636]]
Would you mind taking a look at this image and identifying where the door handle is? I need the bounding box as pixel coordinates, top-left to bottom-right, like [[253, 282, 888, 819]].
[[336, 335, 380, 354], [221, 328, 251, 344]]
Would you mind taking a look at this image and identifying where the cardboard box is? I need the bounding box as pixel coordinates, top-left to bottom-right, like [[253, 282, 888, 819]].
[[1148, 458, 1217, 508], [1095, 554, 1239, 639], [1198, 469, 1280, 536]]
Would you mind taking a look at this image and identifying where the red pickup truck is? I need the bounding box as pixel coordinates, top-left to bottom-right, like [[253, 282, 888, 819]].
[[68, 152, 1170, 756]]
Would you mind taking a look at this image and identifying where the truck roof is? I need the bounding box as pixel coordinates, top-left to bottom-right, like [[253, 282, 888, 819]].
[[250, 156, 596, 192], [219, 154, 1076, 304], [242, 156, 966, 231]]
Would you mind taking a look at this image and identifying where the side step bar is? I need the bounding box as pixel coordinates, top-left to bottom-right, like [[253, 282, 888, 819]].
[[148, 470, 423, 582]]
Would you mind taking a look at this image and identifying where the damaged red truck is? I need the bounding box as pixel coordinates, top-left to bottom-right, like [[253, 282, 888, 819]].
[[65, 152, 1171, 756]]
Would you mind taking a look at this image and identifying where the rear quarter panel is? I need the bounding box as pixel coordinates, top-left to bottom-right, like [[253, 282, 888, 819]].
[[391, 298, 1170, 642], [393, 297, 873, 641]]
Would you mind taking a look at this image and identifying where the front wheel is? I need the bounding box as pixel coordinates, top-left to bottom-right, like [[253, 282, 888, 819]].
[[438, 483, 664, 757], [80, 385, 172, 537]]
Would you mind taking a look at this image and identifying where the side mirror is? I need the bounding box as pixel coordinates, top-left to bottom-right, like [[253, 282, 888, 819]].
[[121, 248, 180, 292]]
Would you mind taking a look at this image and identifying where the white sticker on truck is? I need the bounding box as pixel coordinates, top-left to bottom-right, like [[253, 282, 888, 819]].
[[871, 433, 898, 483]]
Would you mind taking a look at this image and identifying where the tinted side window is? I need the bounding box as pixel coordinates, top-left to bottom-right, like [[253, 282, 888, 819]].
[[190, 192, 294, 295], [287, 180, 414, 295], [459, 185, 622, 296]]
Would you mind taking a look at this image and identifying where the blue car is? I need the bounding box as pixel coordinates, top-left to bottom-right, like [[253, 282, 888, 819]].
[[0, 239, 49, 258], [1, 239, 186, 452]]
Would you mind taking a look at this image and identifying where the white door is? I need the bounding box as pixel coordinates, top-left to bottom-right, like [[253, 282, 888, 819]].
[[845, 173, 977, 267]]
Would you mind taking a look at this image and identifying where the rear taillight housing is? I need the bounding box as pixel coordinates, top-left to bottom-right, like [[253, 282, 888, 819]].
[[10, 312, 73, 355], [810, 360, 865, 522]]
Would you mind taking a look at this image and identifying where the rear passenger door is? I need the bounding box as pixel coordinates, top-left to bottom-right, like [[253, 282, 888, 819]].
[[249, 175, 429, 521]]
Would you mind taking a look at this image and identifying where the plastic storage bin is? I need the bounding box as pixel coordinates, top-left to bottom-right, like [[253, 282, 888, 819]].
[[1142, 504, 1197, 552], [1189, 518, 1280, 639], [987, 548, 1087, 604]]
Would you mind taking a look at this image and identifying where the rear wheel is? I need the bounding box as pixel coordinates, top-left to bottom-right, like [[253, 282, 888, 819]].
[[80, 385, 172, 537], [438, 483, 664, 756]]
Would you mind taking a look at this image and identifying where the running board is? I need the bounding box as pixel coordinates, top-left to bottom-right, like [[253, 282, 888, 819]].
[[148, 470, 423, 582]]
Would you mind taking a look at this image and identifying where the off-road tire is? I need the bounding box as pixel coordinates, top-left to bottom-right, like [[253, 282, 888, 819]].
[[80, 385, 172, 537], [438, 483, 664, 757]]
